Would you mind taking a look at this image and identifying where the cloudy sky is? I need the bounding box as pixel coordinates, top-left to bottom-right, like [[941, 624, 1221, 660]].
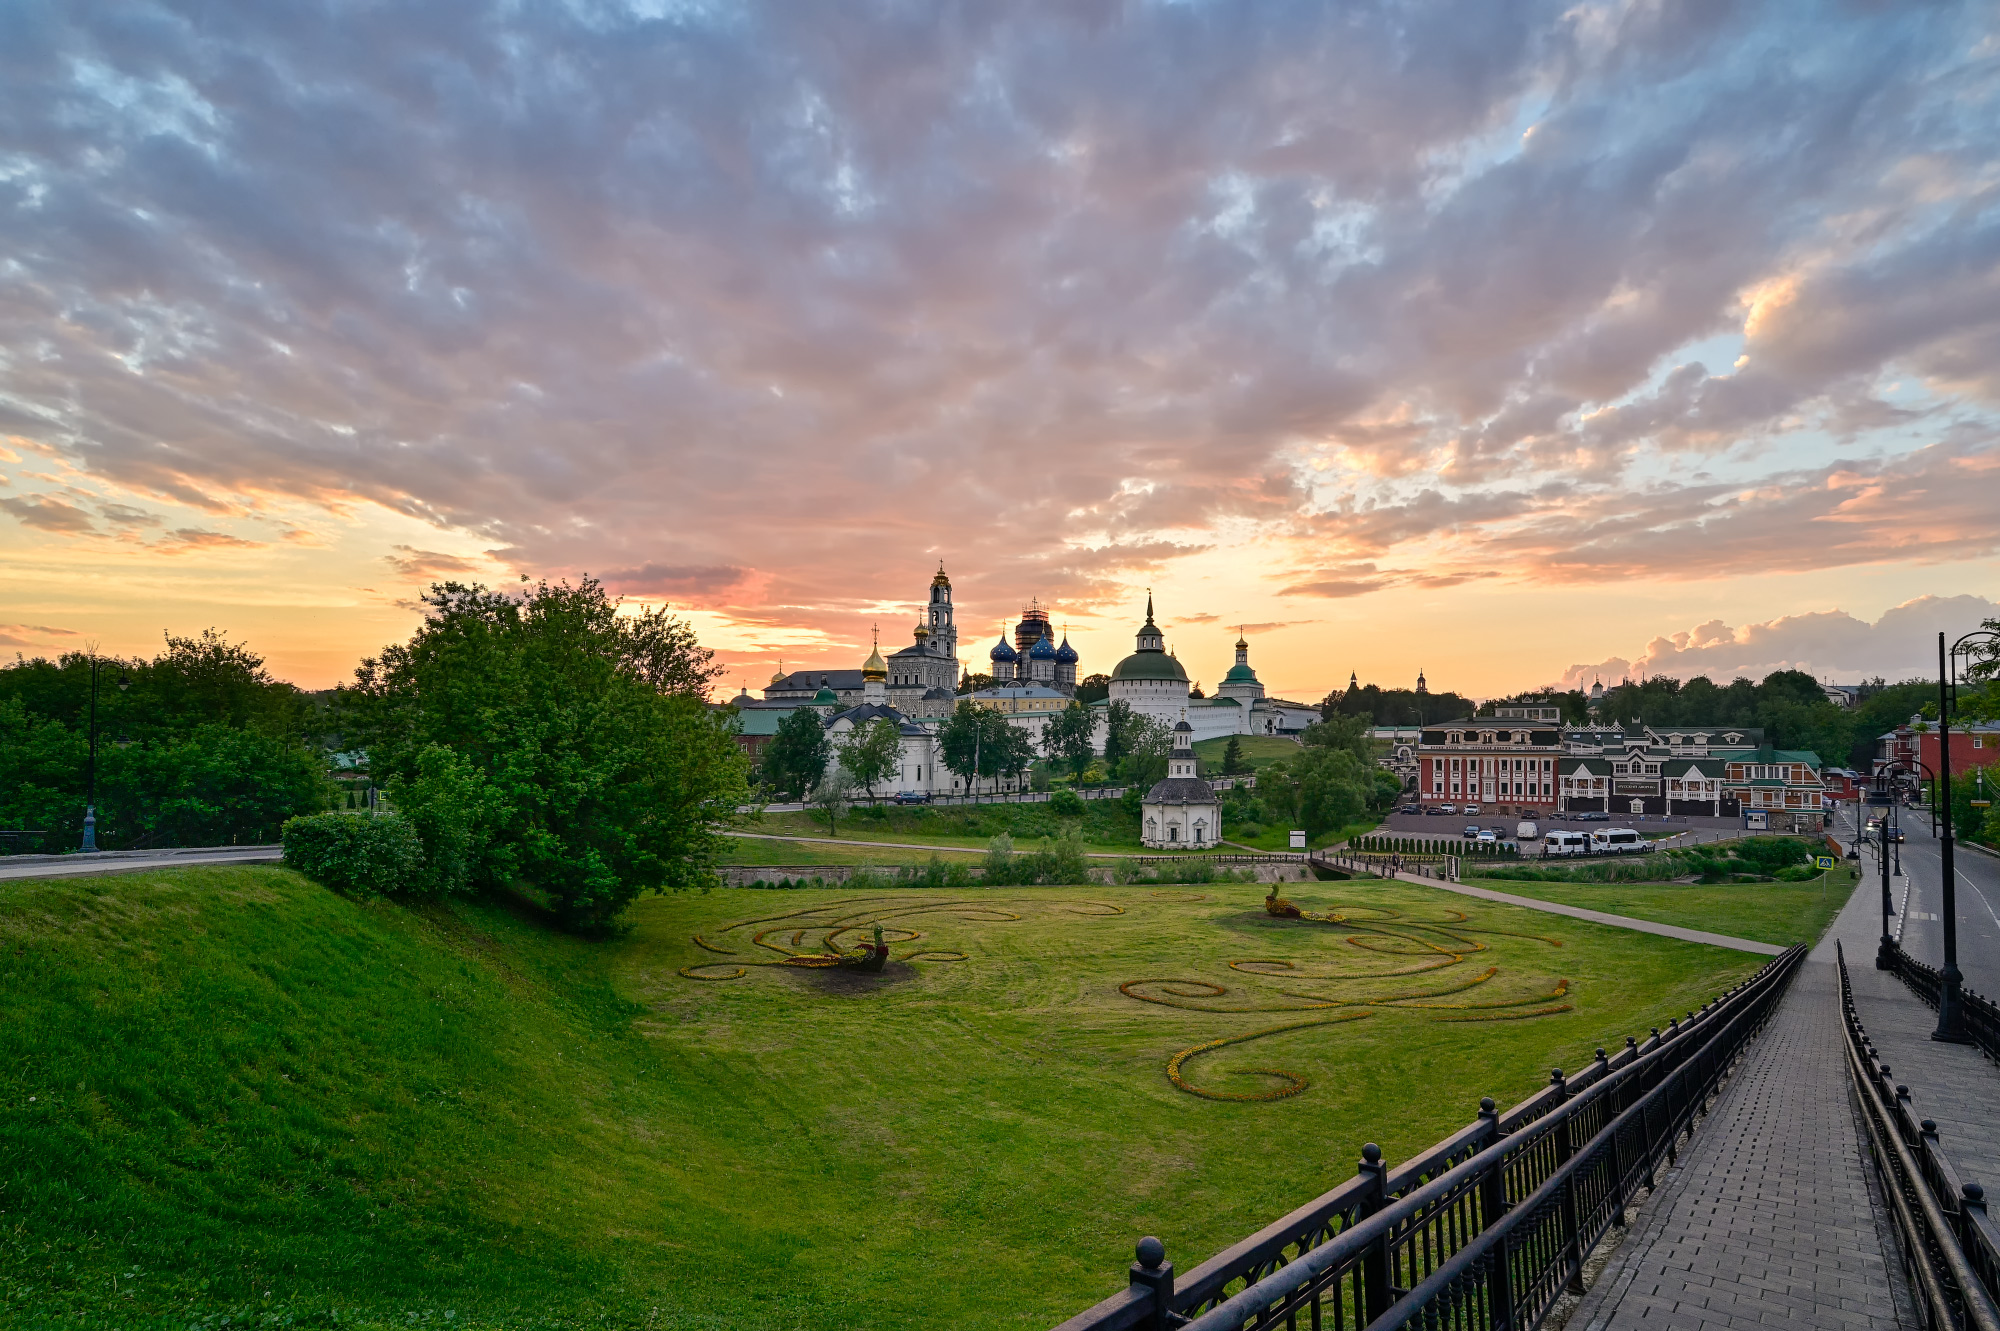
[[2, 0, 1997, 699]]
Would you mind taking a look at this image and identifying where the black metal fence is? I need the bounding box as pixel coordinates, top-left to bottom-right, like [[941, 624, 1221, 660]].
[[1879, 941, 2000, 1066], [1837, 942, 2000, 1331], [1051, 944, 1806, 1331]]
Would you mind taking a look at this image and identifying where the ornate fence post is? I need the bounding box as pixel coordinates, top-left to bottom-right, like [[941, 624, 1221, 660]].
[[1128, 1236, 1175, 1331], [1476, 1097, 1516, 1327], [1594, 1048, 1628, 1228], [1548, 1068, 1587, 1295], [1357, 1142, 1395, 1323]]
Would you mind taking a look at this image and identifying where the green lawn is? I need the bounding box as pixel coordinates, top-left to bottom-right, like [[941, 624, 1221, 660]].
[[1192, 734, 1301, 773], [719, 833, 988, 866], [1463, 867, 1861, 947], [3, 866, 1765, 1330]]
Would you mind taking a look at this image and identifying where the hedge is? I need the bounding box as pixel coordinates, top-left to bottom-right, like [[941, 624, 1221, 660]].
[[282, 812, 423, 897]]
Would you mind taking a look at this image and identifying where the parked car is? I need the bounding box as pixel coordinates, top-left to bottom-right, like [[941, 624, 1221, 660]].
[[1590, 827, 1646, 854], [1424, 805, 1447, 816], [892, 791, 932, 805], [1463, 803, 1482, 815], [1437, 803, 1457, 815], [1476, 829, 1499, 845], [1463, 824, 1481, 839], [1544, 829, 1589, 857], [1516, 820, 1540, 842]]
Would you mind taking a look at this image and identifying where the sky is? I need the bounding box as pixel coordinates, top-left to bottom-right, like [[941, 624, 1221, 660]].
[[2, 0, 1998, 703]]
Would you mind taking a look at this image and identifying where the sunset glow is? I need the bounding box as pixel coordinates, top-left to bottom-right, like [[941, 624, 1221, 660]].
[[3, 2, 1997, 696]]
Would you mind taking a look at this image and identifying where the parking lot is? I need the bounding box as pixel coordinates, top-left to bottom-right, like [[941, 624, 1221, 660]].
[[1371, 807, 1798, 848]]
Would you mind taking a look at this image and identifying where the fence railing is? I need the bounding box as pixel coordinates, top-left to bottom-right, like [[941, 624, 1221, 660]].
[[1316, 851, 1462, 883], [1050, 944, 1805, 1331], [1878, 941, 2000, 1067], [1838, 942, 2000, 1331]]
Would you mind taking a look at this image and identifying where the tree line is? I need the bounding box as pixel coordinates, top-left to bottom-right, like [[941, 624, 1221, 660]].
[[0, 630, 329, 850], [4, 580, 751, 932]]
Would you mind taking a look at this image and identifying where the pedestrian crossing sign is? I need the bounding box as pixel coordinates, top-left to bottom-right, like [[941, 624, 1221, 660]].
[[1816, 855, 1837, 870]]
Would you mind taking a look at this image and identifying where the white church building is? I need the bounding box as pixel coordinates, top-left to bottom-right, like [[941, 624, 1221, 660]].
[[1092, 596, 1320, 748]]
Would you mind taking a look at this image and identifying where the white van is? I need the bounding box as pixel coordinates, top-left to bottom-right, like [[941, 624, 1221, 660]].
[[1516, 820, 1539, 842], [1590, 828, 1646, 854], [1544, 830, 1588, 857]]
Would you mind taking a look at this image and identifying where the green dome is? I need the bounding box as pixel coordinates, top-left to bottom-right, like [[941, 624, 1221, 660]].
[[1221, 662, 1259, 684], [1111, 650, 1189, 683], [812, 686, 839, 705]]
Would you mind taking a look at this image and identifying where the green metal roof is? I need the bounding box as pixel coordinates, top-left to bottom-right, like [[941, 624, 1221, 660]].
[[1110, 649, 1188, 683]]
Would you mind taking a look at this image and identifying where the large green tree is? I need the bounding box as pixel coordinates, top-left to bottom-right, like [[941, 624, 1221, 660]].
[[838, 717, 902, 797], [763, 708, 832, 798], [338, 579, 748, 929], [1041, 701, 1098, 781], [939, 701, 1016, 793]]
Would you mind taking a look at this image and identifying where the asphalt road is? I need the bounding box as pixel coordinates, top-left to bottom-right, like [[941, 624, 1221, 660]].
[[0, 845, 283, 882], [1836, 804, 2000, 1001]]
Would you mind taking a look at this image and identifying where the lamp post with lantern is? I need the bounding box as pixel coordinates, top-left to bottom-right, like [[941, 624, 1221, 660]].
[[79, 657, 130, 853], [1932, 626, 2000, 1043]]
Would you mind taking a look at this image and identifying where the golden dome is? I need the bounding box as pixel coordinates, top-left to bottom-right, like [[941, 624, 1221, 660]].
[[931, 562, 950, 588], [862, 629, 888, 682]]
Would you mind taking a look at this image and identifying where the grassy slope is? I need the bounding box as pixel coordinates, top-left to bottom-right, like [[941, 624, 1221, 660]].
[[1464, 867, 1861, 947], [4, 867, 1763, 1330], [1192, 734, 1301, 773]]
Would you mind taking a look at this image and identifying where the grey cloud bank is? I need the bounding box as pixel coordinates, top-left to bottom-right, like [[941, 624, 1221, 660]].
[[0, 0, 1995, 631]]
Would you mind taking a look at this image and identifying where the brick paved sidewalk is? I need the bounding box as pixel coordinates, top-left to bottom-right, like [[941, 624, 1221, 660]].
[[1574, 954, 1909, 1330]]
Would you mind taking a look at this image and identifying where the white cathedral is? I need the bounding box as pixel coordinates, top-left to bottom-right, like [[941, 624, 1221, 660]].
[[733, 572, 1319, 800], [1091, 595, 1320, 746]]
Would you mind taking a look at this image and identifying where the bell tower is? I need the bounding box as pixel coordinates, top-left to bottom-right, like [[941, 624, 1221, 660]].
[[928, 563, 957, 665]]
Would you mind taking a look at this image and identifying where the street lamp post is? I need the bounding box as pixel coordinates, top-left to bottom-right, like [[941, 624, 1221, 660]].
[[1932, 626, 2000, 1043], [1873, 771, 1897, 969], [81, 654, 102, 852], [77, 658, 129, 853]]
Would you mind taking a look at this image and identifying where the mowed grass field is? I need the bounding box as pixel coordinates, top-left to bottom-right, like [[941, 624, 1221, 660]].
[[1466, 867, 1859, 947], [1191, 734, 1302, 772], [2, 866, 1766, 1330]]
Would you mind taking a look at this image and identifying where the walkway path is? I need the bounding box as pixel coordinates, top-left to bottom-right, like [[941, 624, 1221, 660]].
[[1573, 877, 1909, 1329], [1356, 863, 1784, 955], [0, 845, 283, 882], [1836, 824, 2000, 1199]]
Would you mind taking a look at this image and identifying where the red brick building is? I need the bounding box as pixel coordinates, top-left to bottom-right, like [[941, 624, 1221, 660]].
[[1876, 719, 2000, 780]]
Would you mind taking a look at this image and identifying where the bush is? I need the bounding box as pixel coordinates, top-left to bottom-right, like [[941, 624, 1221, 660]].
[[282, 813, 423, 897], [384, 743, 496, 896], [1049, 789, 1086, 817]]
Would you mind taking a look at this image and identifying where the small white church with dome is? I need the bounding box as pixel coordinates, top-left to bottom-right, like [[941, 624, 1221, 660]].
[[1092, 595, 1320, 747], [1140, 718, 1220, 848]]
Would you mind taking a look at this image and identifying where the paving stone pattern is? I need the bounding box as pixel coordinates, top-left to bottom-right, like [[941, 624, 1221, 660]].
[[1577, 955, 1908, 1330]]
